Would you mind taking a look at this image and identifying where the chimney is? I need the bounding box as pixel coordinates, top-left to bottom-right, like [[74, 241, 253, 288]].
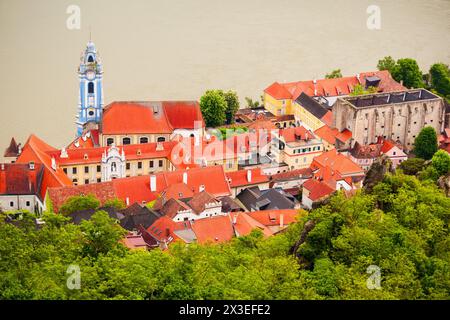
[[247, 169, 252, 183], [1, 164, 4, 171], [150, 175, 157, 192], [183, 171, 188, 184], [194, 134, 200, 147], [199, 184, 205, 192], [126, 197, 130, 206], [51, 157, 57, 171], [356, 73, 360, 83], [232, 213, 239, 224], [29, 161, 35, 170], [60, 147, 68, 158], [279, 214, 284, 228]]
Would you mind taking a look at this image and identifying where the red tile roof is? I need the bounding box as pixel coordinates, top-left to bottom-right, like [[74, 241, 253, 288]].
[[269, 168, 313, 182], [67, 130, 99, 149], [191, 215, 235, 244], [264, 82, 293, 100], [102, 101, 173, 134], [230, 212, 273, 237], [321, 111, 333, 127], [48, 165, 232, 212], [47, 181, 116, 213], [311, 149, 364, 177], [264, 70, 406, 100], [187, 191, 220, 214], [0, 163, 44, 196], [162, 101, 205, 129], [15, 134, 72, 199], [280, 126, 315, 143], [303, 178, 335, 201], [314, 125, 340, 145], [121, 233, 148, 250], [247, 209, 301, 227], [226, 168, 269, 188]]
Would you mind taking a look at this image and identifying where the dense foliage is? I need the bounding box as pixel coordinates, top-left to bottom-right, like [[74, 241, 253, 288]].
[[325, 69, 343, 79], [413, 126, 438, 160], [1, 170, 449, 300], [199, 90, 227, 127]]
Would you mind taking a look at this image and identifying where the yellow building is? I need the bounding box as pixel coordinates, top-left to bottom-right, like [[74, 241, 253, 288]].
[[271, 126, 324, 171], [293, 93, 332, 131]]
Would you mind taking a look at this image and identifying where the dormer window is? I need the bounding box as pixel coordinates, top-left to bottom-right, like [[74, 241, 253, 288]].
[[87, 55, 94, 63]]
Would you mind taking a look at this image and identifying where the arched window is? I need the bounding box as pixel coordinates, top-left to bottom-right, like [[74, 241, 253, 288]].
[[88, 55, 94, 62], [106, 138, 114, 146], [122, 137, 131, 145], [140, 137, 149, 144], [157, 137, 166, 142], [111, 162, 117, 172], [88, 82, 94, 94]]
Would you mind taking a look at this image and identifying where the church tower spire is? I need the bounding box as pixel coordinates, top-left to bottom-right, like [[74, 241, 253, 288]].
[[75, 40, 104, 136]]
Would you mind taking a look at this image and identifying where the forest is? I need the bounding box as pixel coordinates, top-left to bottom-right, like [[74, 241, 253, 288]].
[[1, 159, 449, 300]]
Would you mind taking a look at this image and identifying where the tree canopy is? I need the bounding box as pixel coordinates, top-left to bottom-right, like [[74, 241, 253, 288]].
[[413, 126, 438, 160], [199, 90, 227, 127], [325, 69, 343, 79], [1, 170, 449, 300]]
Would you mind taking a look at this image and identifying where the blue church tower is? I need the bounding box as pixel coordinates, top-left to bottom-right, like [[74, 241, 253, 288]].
[[76, 40, 104, 136]]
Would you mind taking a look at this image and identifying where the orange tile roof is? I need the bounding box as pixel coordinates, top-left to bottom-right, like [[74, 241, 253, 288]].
[[303, 178, 335, 201], [67, 130, 99, 149], [226, 168, 269, 188], [230, 212, 273, 237], [162, 101, 205, 129], [47, 165, 232, 212], [264, 70, 406, 100], [15, 134, 72, 199], [320, 111, 333, 127], [264, 82, 292, 100], [311, 149, 364, 177], [280, 126, 315, 143], [0, 163, 44, 196], [314, 125, 339, 145], [191, 215, 235, 244], [102, 101, 173, 134], [247, 209, 301, 227], [269, 168, 313, 182], [335, 129, 352, 142]]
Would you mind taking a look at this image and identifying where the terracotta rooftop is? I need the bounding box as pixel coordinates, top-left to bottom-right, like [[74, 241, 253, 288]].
[[303, 178, 335, 201], [311, 149, 364, 177], [226, 168, 269, 188], [0, 163, 44, 197]]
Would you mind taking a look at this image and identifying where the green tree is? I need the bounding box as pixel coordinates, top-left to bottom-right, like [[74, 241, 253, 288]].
[[103, 198, 126, 210], [398, 157, 426, 175], [223, 90, 240, 124], [59, 194, 100, 215], [350, 84, 378, 96], [199, 90, 227, 127], [325, 69, 343, 79], [377, 56, 397, 74], [431, 150, 450, 176], [244, 97, 260, 108], [413, 126, 438, 160], [429, 63, 450, 101], [80, 210, 127, 257], [392, 58, 424, 88]]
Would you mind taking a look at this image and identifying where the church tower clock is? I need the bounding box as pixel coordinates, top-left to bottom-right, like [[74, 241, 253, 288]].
[[76, 40, 104, 136]]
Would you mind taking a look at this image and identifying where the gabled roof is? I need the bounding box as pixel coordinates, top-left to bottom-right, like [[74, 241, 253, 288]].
[[160, 198, 191, 218], [102, 101, 173, 134], [120, 207, 161, 231], [269, 168, 313, 182], [4, 137, 20, 157], [350, 141, 382, 159], [162, 101, 205, 129], [187, 191, 220, 214], [264, 70, 406, 101], [226, 168, 269, 188], [264, 82, 293, 100], [311, 149, 364, 177], [295, 93, 329, 119], [0, 163, 44, 196], [279, 126, 316, 143], [230, 212, 273, 237], [303, 178, 335, 201], [191, 215, 235, 244], [15, 134, 72, 199], [67, 130, 100, 149], [247, 209, 301, 227]]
